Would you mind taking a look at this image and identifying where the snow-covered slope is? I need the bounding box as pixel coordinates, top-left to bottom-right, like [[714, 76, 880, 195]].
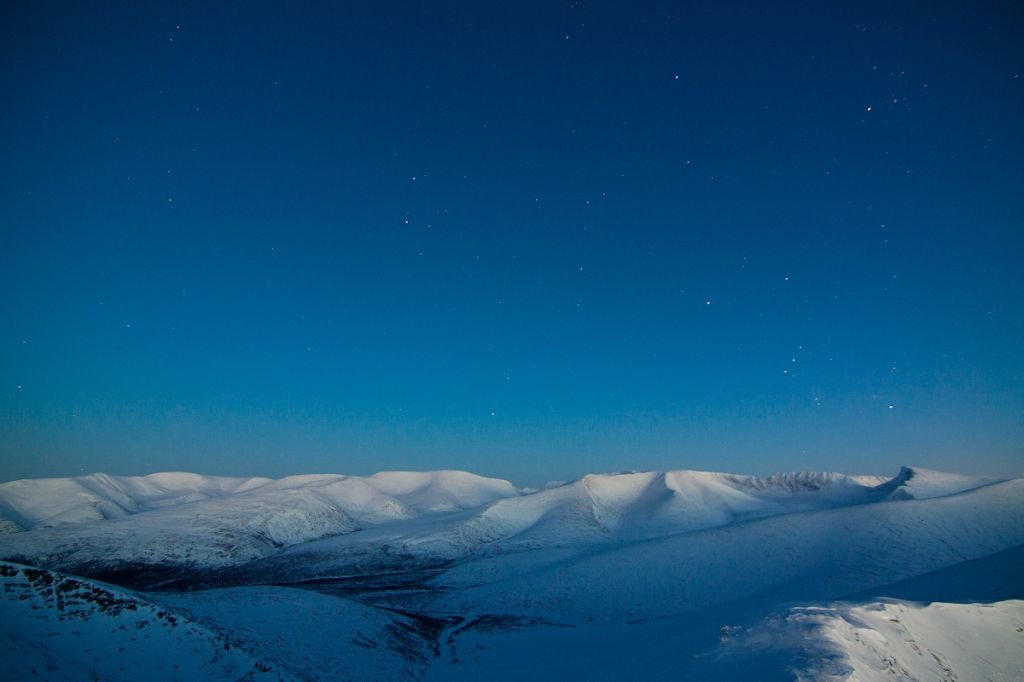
[[0, 472, 272, 531], [877, 465, 999, 500], [0, 465, 1019, 680], [0, 466, 999, 588], [0, 561, 293, 681], [692, 543, 1024, 681], [243, 466, 998, 585], [418, 539, 1024, 681], [790, 598, 1024, 680], [0, 470, 521, 583], [0, 470, 520, 533], [152, 585, 447, 681], [429, 477, 1024, 622]]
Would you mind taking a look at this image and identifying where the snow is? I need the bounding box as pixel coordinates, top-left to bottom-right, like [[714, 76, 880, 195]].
[[792, 599, 1024, 680], [430, 478, 1024, 623], [0, 470, 522, 578], [252, 466, 997, 587], [0, 472, 274, 530], [0, 561, 292, 681], [152, 586, 440, 680], [368, 470, 520, 511], [0, 469, 520, 534], [0, 465, 1019, 679], [702, 587, 1024, 681], [885, 466, 1000, 500], [421, 597, 1024, 681], [0, 466, 1004, 589], [420, 528, 1024, 681]]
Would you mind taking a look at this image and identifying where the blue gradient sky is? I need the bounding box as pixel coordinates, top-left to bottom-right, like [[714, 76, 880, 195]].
[[2, 1, 1022, 485]]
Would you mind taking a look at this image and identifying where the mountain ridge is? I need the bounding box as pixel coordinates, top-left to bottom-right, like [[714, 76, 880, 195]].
[[0, 466, 1005, 591]]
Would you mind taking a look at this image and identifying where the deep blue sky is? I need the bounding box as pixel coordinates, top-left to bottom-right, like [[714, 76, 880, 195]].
[[2, 1, 1022, 485]]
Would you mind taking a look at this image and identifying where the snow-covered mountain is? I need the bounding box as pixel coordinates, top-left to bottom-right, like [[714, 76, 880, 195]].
[[0, 469, 520, 533], [0, 470, 521, 585], [0, 472, 273, 531], [3, 465, 992, 588], [1, 464, 1019, 680], [215, 465, 1001, 587]]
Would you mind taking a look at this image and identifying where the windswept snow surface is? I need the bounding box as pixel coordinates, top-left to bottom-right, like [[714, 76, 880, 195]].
[[792, 599, 1024, 680], [702, 595, 1024, 681], [1, 465, 1020, 680]]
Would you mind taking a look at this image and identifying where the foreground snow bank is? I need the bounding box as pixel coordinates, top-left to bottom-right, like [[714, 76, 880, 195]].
[[0, 561, 292, 681], [713, 598, 1024, 681]]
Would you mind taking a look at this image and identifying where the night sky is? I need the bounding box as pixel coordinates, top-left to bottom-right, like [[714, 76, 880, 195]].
[[2, 1, 1022, 485]]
